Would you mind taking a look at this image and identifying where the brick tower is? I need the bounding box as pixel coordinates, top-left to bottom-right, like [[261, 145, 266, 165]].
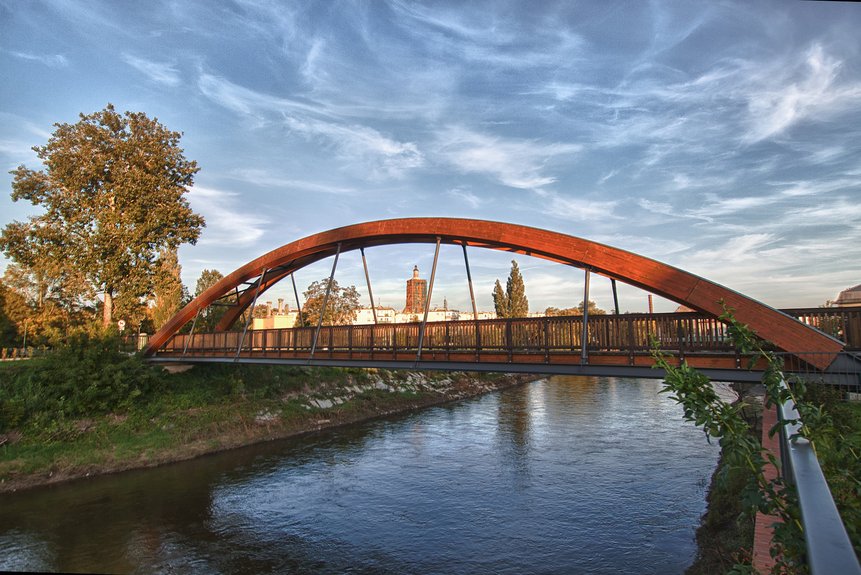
[[404, 265, 427, 314]]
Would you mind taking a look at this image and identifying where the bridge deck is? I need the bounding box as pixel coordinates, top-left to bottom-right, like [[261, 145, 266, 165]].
[[150, 308, 861, 383]]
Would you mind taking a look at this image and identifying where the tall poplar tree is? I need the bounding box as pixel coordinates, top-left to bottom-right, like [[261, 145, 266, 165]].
[[492, 260, 529, 318], [148, 248, 186, 330], [0, 104, 204, 328], [492, 279, 508, 318], [506, 260, 529, 317]]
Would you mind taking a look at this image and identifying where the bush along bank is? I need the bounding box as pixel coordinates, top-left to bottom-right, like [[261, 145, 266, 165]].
[[0, 334, 533, 493], [685, 386, 761, 574]]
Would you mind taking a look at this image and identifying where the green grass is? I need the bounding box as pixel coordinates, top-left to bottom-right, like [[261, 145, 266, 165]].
[[1, 340, 492, 490]]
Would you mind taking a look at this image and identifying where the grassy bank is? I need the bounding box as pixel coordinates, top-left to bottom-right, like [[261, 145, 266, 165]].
[[0, 338, 529, 493]]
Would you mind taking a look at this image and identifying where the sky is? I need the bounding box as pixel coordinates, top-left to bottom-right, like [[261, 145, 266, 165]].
[[1, 0, 860, 315]]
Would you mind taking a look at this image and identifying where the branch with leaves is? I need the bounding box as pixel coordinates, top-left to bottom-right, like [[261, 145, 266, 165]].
[[652, 303, 811, 572]]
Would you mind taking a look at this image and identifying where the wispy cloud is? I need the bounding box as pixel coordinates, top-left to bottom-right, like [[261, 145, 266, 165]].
[[541, 191, 619, 221], [283, 116, 424, 179], [198, 72, 323, 118], [639, 175, 861, 224], [388, 1, 585, 69], [435, 126, 581, 190], [122, 54, 181, 86], [187, 186, 268, 247], [447, 187, 482, 209], [198, 72, 423, 178], [228, 169, 358, 195], [8, 50, 67, 68], [744, 45, 861, 143]]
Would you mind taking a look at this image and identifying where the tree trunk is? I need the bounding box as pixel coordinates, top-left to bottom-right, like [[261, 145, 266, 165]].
[[103, 290, 113, 327]]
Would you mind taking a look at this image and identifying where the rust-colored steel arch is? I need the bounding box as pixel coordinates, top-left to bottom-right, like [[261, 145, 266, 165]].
[[144, 217, 843, 368]]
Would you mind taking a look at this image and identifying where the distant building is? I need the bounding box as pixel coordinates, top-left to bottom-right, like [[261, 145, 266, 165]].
[[252, 310, 300, 330], [404, 266, 427, 314], [353, 306, 397, 324], [835, 284, 861, 307]]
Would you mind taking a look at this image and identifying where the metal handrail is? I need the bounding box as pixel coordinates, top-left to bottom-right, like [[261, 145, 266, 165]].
[[777, 378, 861, 574]]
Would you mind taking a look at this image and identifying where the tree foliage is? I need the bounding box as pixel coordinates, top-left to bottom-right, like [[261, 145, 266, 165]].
[[300, 278, 360, 326], [147, 248, 187, 331], [194, 268, 227, 331], [0, 104, 204, 328], [545, 301, 605, 317], [0, 331, 163, 432], [493, 260, 529, 318], [0, 282, 22, 347], [1, 264, 95, 346], [492, 280, 508, 318], [653, 304, 861, 571]]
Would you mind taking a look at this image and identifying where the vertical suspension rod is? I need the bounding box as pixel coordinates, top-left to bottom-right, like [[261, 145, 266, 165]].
[[415, 237, 441, 364], [309, 243, 341, 361], [581, 268, 591, 365], [236, 268, 268, 360], [462, 243, 480, 356], [182, 308, 201, 357], [360, 247, 378, 325], [611, 278, 620, 316], [462, 244, 479, 320], [291, 273, 304, 327]]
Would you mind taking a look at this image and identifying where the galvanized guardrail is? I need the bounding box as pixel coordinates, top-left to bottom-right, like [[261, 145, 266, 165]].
[[777, 378, 861, 574]]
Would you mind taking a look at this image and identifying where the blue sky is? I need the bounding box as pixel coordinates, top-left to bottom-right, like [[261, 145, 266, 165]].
[[1, 0, 860, 314]]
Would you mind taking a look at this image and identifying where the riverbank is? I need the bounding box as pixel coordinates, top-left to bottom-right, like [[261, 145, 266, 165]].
[[685, 389, 761, 574], [0, 361, 535, 494]]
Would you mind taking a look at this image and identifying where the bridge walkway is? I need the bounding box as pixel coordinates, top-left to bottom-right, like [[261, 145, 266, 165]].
[[150, 308, 861, 385]]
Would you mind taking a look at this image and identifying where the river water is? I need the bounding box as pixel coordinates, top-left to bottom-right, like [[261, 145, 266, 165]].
[[0, 376, 722, 574]]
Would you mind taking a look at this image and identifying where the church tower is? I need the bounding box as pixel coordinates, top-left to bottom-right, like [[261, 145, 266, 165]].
[[404, 265, 427, 314]]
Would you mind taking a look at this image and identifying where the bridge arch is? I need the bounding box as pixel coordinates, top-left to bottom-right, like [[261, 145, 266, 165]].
[[144, 217, 842, 368]]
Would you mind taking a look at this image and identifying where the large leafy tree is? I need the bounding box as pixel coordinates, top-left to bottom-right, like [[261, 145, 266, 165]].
[[493, 260, 529, 318], [0, 104, 204, 328], [301, 278, 360, 326]]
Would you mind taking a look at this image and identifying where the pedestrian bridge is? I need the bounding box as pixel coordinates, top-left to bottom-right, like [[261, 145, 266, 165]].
[[144, 218, 860, 384]]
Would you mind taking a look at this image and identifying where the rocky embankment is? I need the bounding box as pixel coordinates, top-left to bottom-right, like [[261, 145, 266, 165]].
[[0, 370, 536, 494]]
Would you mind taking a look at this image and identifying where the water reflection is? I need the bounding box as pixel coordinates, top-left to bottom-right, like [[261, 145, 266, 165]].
[[0, 377, 719, 574]]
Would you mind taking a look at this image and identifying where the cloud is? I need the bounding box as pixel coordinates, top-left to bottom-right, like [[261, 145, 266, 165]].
[[198, 73, 423, 178], [388, 1, 585, 69], [122, 54, 181, 86], [447, 187, 482, 209], [283, 116, 424, 179], [639, 175, 861, 224], [745, 45, 861, 143], [542, 192, 619, 221], [198, 72, 322, 118], [187, 186, 268, 247], [228, 169, 358, 195], [435, 126, 581, 190], [8, 50, 68, 68]]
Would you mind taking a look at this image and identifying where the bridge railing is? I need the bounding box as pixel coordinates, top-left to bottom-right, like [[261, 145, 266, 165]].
[[162, 312, 743, 357], [776, 377, 861, 574], [783, 307, 861, 350], [158, 308, 860, 363]]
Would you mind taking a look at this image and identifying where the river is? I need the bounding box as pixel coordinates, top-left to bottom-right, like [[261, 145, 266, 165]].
[[0, 376, 723, 574]]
